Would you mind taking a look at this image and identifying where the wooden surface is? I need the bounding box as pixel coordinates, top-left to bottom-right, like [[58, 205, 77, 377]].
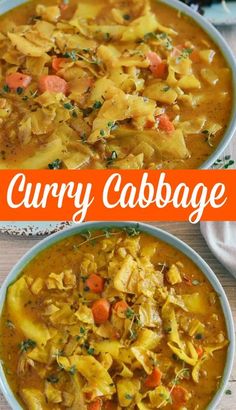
[[0, 221, 235, 409]]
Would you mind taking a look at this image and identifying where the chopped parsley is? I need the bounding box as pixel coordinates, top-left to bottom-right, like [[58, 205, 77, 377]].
[[107, 150, 118, 166], [123, 14, 131, 20], [162, 85, 170, 92], [225, 389, 232, 395], [123, 226, 140, 237], [143, 32, 173, 50], [48, 159, 62, 170], [6, 320, 15, 329], [47, 374, 59, 384], [64, 102, 74, 110], [63, 50, 77, 61], [16, 87, 24, 95], [195, 333, 203, 340], [129, 329, 137, 340], [124, 393, 133, 400], [100, 129, 106, 137], [19, 339, 36, 352], [125, 307, 135, 319], [68, 365, 77, 375], [72, 110, 78, 118], [177, 47, 193, 62], [2, 84, 10, 93], [80, 327, 86, 334], [87, 347, 95, 355], [81, 133, 87, 144], [108, 121, 118, 131], [104, 33, 111, 41], [93, 100, 102, 110]]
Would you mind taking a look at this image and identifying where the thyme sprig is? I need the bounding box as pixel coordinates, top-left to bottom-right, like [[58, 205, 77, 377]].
[[74, 226, 140, 249], [157, 367, 190, 408]]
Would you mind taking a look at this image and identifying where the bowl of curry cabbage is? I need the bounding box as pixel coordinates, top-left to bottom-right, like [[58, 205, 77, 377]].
[[0, 0, 236, 169], [0, 221, 234, 410]]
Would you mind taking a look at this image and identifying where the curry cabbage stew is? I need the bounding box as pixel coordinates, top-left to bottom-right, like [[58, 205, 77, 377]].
[[0, 0, 233, 169], [0, 229, 229, 410]]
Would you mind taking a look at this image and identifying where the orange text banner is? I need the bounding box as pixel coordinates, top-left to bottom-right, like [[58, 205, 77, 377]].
[[0, 170, 235, 223]]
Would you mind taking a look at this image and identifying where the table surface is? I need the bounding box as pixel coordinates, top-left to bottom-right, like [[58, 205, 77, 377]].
[[0, 221, 235, 410]]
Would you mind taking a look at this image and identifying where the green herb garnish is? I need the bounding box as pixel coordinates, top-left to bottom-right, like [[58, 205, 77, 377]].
[[123, 226, 140, 237], [125, 308, 135, 319], [48, 159, 62, 170], [123, 14, 131, 20], [125, 393, 133, 400], [104, 33, 111, 41], [6, 320, 15, 329], [93, 101, 102, 110], [47, 374, 59, 384], [64, 102, 74, 110], [225, 389, 232, 395], [16, 87, 24, 95], [19, 339, 36, 352], [87, 347, 95, 355], [177, 47, 193, 61], [68, 365, 77, 375], [107, 121, 118, 131], [2, 84, 10, 93], [63, 50, 77, 61], [107, 150, 118, 166]]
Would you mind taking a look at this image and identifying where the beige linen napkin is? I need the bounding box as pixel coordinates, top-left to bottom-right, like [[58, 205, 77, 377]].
[[200, 222, 236, 278]]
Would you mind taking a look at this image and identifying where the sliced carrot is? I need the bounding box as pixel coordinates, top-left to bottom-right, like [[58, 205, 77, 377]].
[[157, 114, 175, 133], [86, 274, 104, 294], [104, 401, 117, 410], [88, 399, 102, 410], [113, 300, 129, 315], [92, 299, 110, 324], [172, 385, 189, 409], [147, 51, 167, 79], [196, 345, 204, 358], [6, 72, 32, 91], [171, 45, 184, 59], [145, 119, 156, 129], [52, 57, 68, 72], [38, 75, 68, 94], [60, 2, 69, 12], [190, 49, 200, 63], [145, 367, 162, 389]]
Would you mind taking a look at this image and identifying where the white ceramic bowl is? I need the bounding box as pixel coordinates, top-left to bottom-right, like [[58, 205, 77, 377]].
[[0, 222, 234, 409]]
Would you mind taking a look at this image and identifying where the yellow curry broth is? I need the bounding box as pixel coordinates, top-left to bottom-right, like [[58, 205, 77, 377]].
[[0, 0, 233, 169], [0, 229, 228, 410]]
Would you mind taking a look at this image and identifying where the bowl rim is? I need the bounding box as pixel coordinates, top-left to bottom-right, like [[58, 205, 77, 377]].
[[158, 0, 236, 169], [0, 0, 236, 169], [0, 221, 235, 410]]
